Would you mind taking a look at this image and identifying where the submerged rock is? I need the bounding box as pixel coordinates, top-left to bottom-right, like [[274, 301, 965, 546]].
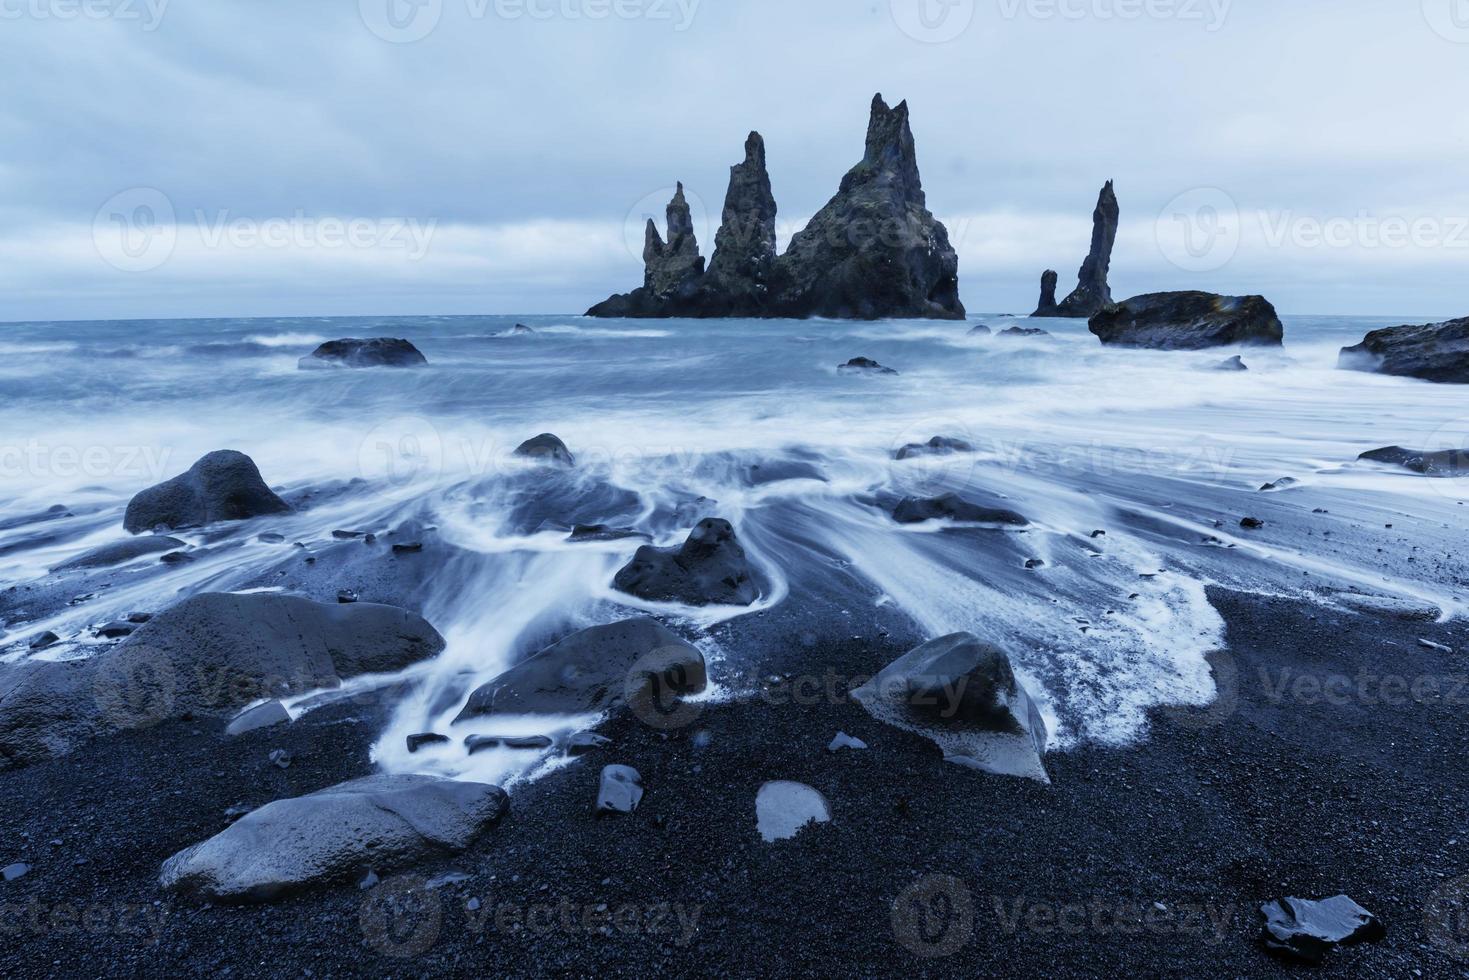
[[513, 433, 575, 467], [0, 593, 443, 768], [612, 518, 760, 606], [1259, 895, 1385, 963], [407, 732, 450, 753], [588, 95, 963, 321], [453, 618, 706, 722], [967, 323, 993, 337], [465, 734, 553, 755], [895, 436, 974, 460], [1051, 181, 1120, 319], [742, 460, 827, 486], [1358, 445, 1469, 477], [838, 357, 897, 375], [123, 451, 291, 534], [1338, 315, 1469, 383], [158, 775, 507, 903], [1000, 326, 1049, 338], [298, 338, 427, 369], [755, 781, 832, 841], [1213, 355, 1249, 372], [53, 536, 187, 571], [596, 765, 643, 815], [1031, 270, 1061, 318], [893, 494, 1028, 526], [1089, 292, 1283, 350], [567, 524, 648, 543], [851, 633, 1049, 782]]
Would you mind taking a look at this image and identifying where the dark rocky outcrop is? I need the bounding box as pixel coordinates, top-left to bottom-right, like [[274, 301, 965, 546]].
[[587, 95, 963, 321], [0, 593, 444, 768], [967, 324, 992, 336], [1338, 316, 1469, 383], [851, 633, 1049, 781], [1000, 326, 1049, 338], [699, 133, 780, 314], [1031, 270, 1061, 317], [839, 357, 898, 375], [893, 494, 1028, 526], [1054, 181, 1119, 318], [513, 433, 574, 467], [895, 436, 973, 460], [1260, 895, 1385, 963], [1089, 292, 1283, 350], [159, 775, 507, 903], [298, 338, 427, 369], [123, 451, 291, 533], [52, 535, 186, 571], [454, 618, 706, 722], [1358, 445, 1469, 477], [612, 518, 760, 606]]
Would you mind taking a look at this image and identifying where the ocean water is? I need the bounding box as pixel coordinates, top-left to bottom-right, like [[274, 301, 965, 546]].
[[1, 312, 1465, 786]]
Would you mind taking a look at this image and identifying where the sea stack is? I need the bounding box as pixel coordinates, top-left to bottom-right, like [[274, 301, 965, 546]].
[[587, 95, 963, 320], [1035, 181, 1119, 319], [1032, 270, 1061, 317]]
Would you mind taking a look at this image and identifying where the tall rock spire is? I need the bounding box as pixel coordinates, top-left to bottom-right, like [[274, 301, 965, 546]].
[[1031, 270, 1060, 317], [1054, 180, 1119, 318], [642, 182, 705, 300], [704, 132, 778, 310]]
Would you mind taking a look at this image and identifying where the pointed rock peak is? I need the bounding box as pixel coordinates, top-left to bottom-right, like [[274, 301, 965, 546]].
[[642, 218, 664, 260], [1032, 270, 1060, 317], [843, 93, 921, 199], [743, 131, 766, 167], [664, 183, 697, 253]]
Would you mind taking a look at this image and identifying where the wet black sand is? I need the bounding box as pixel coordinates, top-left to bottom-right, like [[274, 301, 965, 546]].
[[1, 586, 1467, 977]]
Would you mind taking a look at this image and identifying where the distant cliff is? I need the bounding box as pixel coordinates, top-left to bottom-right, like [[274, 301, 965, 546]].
[[587, 95, 964, 321]]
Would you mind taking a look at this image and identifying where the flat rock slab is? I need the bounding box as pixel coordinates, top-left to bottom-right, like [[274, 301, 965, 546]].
[[225, 700, 291, 737], [159, 774, 507, 903], [756, 781, 831, 841], [298, 338, 427, 369], [1260, 895, 1385, 963], [52, 536, 187, 572]]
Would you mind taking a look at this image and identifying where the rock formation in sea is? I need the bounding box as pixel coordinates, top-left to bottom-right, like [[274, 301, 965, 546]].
[[1338, 315, 1469, 383], [123, 450, 291, 533], [1033, 181, 1119, 319], [1031, 270, 1061, 317], [1089, 291, 1283, 349], [298, 338, 427, 369], [587, 94, 964, 320]]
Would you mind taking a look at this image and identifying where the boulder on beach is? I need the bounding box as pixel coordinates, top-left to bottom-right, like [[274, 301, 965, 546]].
[[852, 633, 1049, 781], [1338, 316, 1469, 383], [159, 775, 508, 903], [839, 357, 897, 375], [596, 765, 644, 815], [298, 338, 427, 369], [612, 518, 761, 606], [1259, 895, 1385, 963], [587, 95, 963, 321], [1357, 445, 1469, 477], [0, 592, 444, 768], [895, 436, 974, 460], [1089, 292, 1283, 350], [513, 433, 575, 467], [123, 450, 291, 534], [453, 617, 706, 722], [52, 535, 186, 571], [893, 494, 1028, 526]]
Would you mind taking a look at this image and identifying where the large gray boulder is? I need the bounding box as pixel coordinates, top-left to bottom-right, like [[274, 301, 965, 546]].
[[0, 593, 444, 768], [298, 337, 427, 369], [1089, 291, 1283, 349], [1338, 316, 1469, 383], [123, 451, 291, 533], [159, 775, 507, 903], [852, 633, 1049, 782], [612, 518, 760, 606], [1051, 180, 1119, 319], [454, 618, 706, 723]]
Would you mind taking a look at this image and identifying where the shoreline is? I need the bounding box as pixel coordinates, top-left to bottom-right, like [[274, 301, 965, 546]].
[[2, 585, 1465, 976]]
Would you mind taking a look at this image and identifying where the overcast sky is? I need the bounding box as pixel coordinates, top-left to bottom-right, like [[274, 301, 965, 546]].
[[1, 0, 1467, 322]]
